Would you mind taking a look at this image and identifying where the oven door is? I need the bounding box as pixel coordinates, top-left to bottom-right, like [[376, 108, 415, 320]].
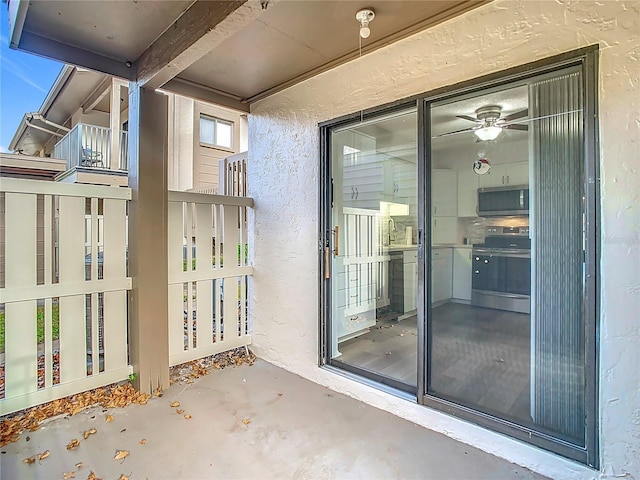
[[472, 248, 530, 313]]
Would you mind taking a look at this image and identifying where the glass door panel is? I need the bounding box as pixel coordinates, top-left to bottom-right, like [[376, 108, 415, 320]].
[[328, 108, 418, 389], [427, 68, 587, 446]]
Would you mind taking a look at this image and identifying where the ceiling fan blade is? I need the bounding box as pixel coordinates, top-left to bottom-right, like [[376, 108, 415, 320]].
[[504, 124, 528, 131], [456, 115, 481, 123], [502, 108, 583, 127], [502, 109, 528, 122], [434, 127, 477, 138]]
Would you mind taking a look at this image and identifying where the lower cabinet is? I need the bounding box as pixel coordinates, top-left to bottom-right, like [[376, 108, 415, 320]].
[[432, 248, 452, 304], [389, 249, 418, 318], [452, 247, 473, 301]]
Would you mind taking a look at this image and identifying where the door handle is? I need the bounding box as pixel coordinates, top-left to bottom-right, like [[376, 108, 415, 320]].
[[325, 247, 330, 279], [333, 225, 339, 257]]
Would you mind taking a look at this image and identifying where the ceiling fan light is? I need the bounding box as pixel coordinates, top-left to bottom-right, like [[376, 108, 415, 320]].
[[475, 126, 502, 141]]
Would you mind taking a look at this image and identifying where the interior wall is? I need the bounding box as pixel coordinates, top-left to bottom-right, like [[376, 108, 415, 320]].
[[248, 1, 639, 478]]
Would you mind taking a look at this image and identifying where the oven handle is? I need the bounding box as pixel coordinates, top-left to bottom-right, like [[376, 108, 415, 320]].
[[472, 248, 530, 259]]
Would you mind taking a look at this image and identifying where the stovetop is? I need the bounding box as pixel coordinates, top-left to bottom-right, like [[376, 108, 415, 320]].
[[473, 226, 531, 250]]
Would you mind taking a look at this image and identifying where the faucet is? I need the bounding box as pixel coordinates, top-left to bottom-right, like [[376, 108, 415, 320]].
[[388, 218, 396, 245]]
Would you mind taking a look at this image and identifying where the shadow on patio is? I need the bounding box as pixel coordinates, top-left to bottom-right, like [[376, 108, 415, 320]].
[[1, 359, 548, 480]]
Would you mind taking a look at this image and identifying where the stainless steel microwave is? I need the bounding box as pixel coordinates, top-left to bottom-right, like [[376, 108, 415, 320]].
[[477, 186, 529, 216]]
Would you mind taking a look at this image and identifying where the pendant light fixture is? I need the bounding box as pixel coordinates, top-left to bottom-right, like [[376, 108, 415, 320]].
[[356, 8, 375, 39]]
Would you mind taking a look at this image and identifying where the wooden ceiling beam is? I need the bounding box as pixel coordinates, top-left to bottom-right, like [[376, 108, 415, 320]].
[[135, 0, 266, 90]]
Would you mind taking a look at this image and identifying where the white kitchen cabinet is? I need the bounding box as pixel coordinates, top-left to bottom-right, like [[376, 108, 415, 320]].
[[343, 159, 385, 209], [457, 168, 479, 217], [432, 248, 453, 304], [432, 169, 457, 216], [478, 162, 529, 188], [453, 247, 473, 301], [431, 216, 457, 244]]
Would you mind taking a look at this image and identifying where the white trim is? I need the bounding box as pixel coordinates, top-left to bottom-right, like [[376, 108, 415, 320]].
[[0, 177, 131, 199], [168, 190, 253, 207], [0, 278, 132, 303], [168, 266, 253, 285]]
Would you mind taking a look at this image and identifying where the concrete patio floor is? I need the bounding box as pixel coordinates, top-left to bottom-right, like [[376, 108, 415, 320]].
[[1, 359, 549, 480]]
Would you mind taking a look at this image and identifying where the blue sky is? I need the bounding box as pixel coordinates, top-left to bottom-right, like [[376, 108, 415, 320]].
[[0, 7, 62, 152]]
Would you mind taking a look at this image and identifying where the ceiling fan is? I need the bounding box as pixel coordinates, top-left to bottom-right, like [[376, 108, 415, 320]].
[[437, 105, 529, 141]]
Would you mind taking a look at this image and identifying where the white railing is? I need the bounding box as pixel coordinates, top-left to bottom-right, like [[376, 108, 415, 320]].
[[219, 152, 247, 197], [0, 178, 132, 415], [168, 190, 253, 367], [53, 123, 129, 171]]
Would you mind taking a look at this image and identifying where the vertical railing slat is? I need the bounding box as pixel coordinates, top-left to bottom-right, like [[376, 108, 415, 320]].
[[222, 204, 240, 339], [58, 196, 87, 383], [168, 201, 184, 356], [4, 193, 38, 400], [43, 195, 54, 387], [102, 198, 128, 371], [195, 203, 213, 349]]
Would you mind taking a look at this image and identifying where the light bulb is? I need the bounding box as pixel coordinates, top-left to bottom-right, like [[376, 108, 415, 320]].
[[360, 25, 370, 38], [474, 126, 502, 141]]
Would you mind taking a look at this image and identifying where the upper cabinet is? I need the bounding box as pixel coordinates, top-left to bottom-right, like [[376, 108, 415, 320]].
[[432, 169, 457, 216], [478, 161, 529, 188], [457, 168, 479, 217]]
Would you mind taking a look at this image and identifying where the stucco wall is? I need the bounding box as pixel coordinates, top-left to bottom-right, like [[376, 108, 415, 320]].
[[248, 1, 639, 479]]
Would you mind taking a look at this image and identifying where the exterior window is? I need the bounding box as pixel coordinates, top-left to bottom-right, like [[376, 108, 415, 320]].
[[199, 115, 233, 149]]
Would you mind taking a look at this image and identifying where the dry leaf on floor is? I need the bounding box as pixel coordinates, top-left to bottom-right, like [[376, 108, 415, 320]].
[[176, 409, 185, 414], [105, 415, 114, 423], [242, 418, 251, 425], [23, 456, 36, 464], [184, 414, 192, 419], [118, 475, 129, 480], [139, 438, 147, 445], [63, 472, 75, 479], [83, 428, 97, 439], [38, 450, 50, 462], [277, 393, 283, 396], [87, 472, 96, 480], [170, 401, 180, 407], [75, 462, 85, 469], [66, 439, 80, 450], [114, 450, 129, 461]]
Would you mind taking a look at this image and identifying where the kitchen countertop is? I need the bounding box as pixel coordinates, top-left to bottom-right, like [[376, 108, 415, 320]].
[[386, 244, 472, 251], [386, 244, 418, 252]]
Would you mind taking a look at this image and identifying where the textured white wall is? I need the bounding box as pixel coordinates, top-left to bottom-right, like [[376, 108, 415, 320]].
[[248, 1, 639, 478]]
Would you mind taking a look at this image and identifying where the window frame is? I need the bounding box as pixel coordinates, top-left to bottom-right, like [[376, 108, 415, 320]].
[[199, 114, 234, 150]]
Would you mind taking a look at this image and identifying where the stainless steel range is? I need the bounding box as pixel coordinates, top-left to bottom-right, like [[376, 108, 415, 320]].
[[472, 226, 530, 314]]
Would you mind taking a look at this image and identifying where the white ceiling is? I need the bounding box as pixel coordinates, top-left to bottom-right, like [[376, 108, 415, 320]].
[[15, 0, 489, 106]]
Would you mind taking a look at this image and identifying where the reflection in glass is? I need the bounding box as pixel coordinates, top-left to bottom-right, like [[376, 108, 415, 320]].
[[329, 109, 418, 389], [428, 69, 586, 445]]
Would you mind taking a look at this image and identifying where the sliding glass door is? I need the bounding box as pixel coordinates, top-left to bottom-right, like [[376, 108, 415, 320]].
[[325, 107, 419, 391], [321, 49, 597, 466], [424, 62, 595, 463]]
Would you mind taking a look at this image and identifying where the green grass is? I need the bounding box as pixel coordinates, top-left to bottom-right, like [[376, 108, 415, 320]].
[[0, 304, 60, 354]]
